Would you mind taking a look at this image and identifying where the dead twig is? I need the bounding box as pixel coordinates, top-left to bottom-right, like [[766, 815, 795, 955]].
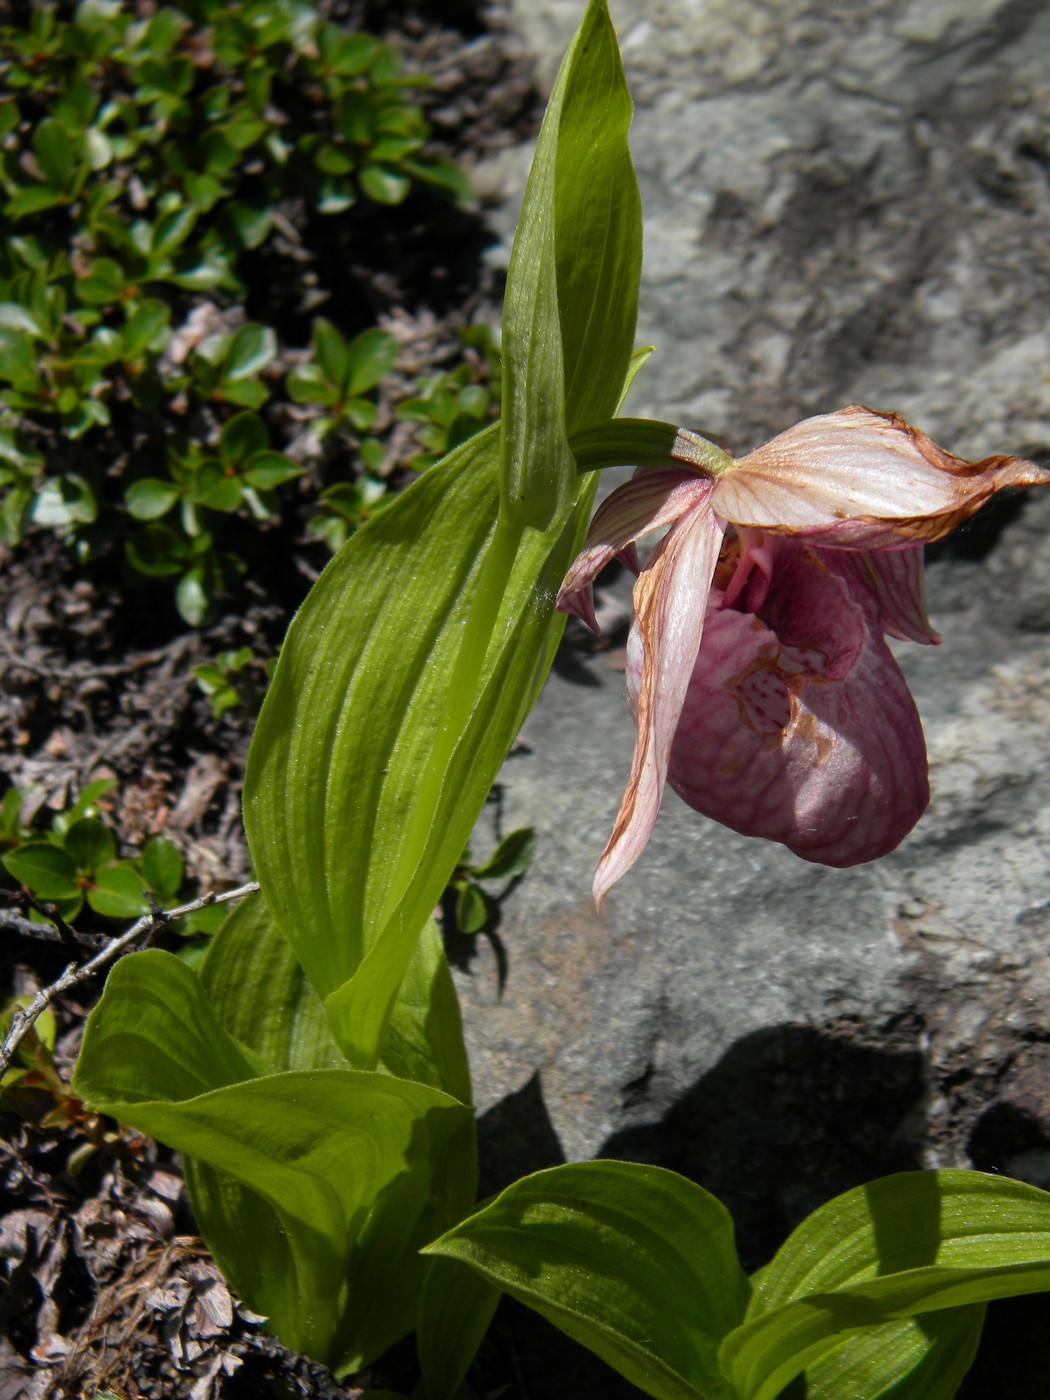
[[0, 881, 260, 1075], [1, 904, 61, 941]]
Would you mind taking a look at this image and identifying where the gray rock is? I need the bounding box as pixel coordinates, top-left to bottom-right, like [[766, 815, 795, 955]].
[[456, 0, 1050, 1274]]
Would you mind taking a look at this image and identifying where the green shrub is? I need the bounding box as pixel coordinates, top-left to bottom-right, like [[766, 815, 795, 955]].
[[0, 0, 494, 625]]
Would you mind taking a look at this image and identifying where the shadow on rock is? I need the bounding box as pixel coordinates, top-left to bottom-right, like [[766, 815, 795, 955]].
[[473, 1022, 929, 1399], [601, 1020, 927, 1272]]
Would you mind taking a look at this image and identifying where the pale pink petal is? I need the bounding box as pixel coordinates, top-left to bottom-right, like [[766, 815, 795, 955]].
[[593, 491, 724, 903], [662, 569, 929, 866], [831, 546, 941, 645], [557, 469, 707, 632], [712, 405, 1050, 547]]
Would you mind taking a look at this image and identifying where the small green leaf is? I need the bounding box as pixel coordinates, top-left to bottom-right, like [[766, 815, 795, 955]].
[[195, 464, 244, 512], [140, 836, 183, 898], [30, 474, 98, 527], [77, 257, 125, 305], [312, 318, 349, 388], [0, 428, 43, 471], [66, 778, 118, 824], [122, 299, 171, 359], [320, 29, 381, 77], [219, 410, 268, 463], [471, 826, 535, 880], [286, 363, 336, 404], [454, 880, 489, 935], [346, 328, 398, 395], [125, 523, 189, 577], [224, 324, 276, 381], [33, 117, 75, 189], [151, 205, 197, 256], [218, 378, 269, 408], [6, 186, 65, 219], [125, 478, 181, 520], [175, 565, 213, 626], [314, 144, 355, 176], [2, 842, 80, 899], [88, 862, 149, 919], [315, 180, 355, 214], [222, 113, 266, 151], [0, 102, 18, 142], [358, 165, 411, 205], [63, 817, 116, 874], [345, 398, 377, 431], [243, 451, 301, 489], [0, 303, 47, 338], [224, 202, 273, 249]]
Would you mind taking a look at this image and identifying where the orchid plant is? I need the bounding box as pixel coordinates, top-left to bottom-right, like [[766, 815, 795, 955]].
[[70, 3, 1050, 1398]]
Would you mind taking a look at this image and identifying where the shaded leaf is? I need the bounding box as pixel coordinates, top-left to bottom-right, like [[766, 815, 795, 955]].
[[723, 1170, 1050, 1400], [417, 1254, 500, 1400], [3, 842, 80, 899], [63, 817, 116, 874], [87, 862, 148, 919], [140, 836, 183, 898]]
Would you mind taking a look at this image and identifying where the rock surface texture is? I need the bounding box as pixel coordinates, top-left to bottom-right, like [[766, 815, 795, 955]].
[[460, 3, 1050, 1395]]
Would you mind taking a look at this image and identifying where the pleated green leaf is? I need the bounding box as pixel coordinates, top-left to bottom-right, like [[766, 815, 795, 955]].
[[198, 891, 470, 1101], [798, 1307, 985, 1400], [72, 949, 475, 1376], [722, 1170, 1050, 1400], [416, 1253, 501, 1400], [424, 1161, 749, 1400], [500, 0, 641, 528], [243, 423, 595, 1067], [197, 891, 346, 1072]]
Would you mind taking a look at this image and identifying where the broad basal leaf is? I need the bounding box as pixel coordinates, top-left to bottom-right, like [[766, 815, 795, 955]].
[[798, 1306, 985, 1400], [199, 893, 470, 1101], [425, 1161, 749, 1400], [244, 423, 595, 1066], [416, 1253, 500, 1400], [722, 1170, 1050, 1400], [73, 949, 475, 1376]]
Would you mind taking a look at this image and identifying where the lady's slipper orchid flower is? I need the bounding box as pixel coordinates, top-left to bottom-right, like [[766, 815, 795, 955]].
[[558, 405, 1050, 904]]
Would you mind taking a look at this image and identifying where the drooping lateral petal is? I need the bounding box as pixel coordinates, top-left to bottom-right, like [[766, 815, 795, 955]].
[[556, 469, 707, 632], [712, 405, 1050, 547], [593, 489, 723, 903], [831, 545, 941, 645]]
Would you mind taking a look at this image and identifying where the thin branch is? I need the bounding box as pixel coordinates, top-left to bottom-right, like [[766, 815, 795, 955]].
[[1, 906, 58, 941], [0, 881, 260, 1075]]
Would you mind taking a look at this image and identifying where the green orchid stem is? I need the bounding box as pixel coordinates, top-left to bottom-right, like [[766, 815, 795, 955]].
[[569, 417, 734, 477]]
